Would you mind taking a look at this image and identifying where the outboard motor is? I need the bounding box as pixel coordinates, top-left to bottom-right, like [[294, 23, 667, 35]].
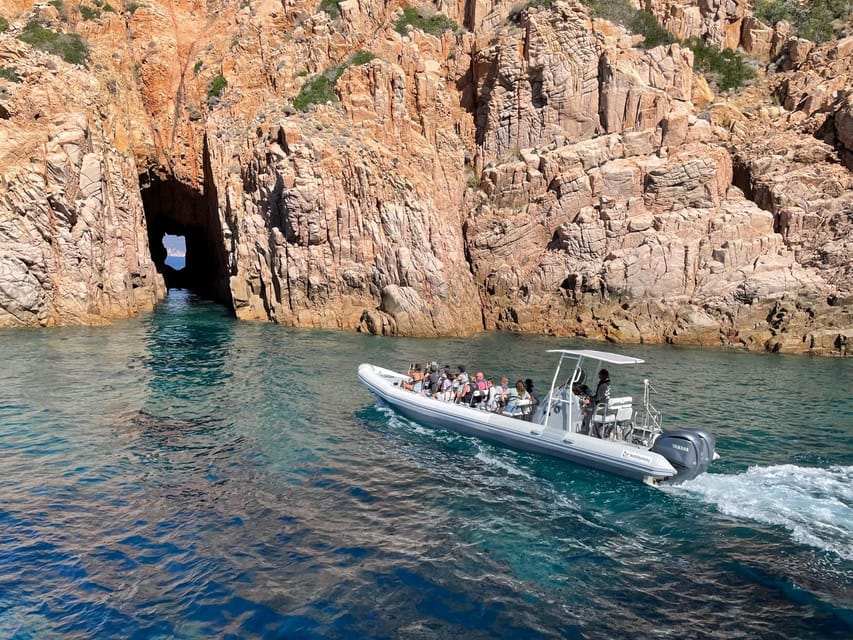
[[652, 428, 716, 484]]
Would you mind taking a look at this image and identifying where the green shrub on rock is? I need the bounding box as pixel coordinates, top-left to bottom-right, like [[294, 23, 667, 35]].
[[0, 17, 9, 34], [318, 0, 341, 19], [580, 0, 753, 91], [17, 20, 90, 67], [208, 73, 227, 101], [755, 0, 851, 43], [293, 64, 345, 111], [394, 6, 459, 37], [0, 66, 21, 83], [350, 50, 376, 66], [80, 6, 101, 21], [628, 10, 677, 49], [685, 38, 756, 91]]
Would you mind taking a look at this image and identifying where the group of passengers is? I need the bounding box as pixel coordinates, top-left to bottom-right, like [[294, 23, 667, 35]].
[[401, 361, 618, 436], [402, 362, 539, 419]]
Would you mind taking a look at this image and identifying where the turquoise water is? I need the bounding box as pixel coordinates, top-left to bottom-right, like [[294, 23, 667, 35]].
[[1, 290, 851, 639]]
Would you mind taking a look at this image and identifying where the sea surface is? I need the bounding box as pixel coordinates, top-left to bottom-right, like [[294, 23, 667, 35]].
[[164, 256, 185, 270], [1, 290, 851, 639]]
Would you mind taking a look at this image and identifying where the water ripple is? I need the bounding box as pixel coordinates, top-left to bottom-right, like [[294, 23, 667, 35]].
[[0, 292, 851, 638]]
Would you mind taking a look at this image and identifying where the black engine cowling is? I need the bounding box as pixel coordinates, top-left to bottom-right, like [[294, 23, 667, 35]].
[[652, 428, 716, 484]]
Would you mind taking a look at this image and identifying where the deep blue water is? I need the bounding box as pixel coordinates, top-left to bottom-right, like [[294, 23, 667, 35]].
[[164, 256, 185, 270], [0, 290, 851, 639]]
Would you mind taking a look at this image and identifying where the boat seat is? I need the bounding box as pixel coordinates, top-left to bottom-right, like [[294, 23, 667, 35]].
[[608, 396, 632, 407], [592, 402, 633, 440], [592, 403, 630, 425], [612, 406, 634, 441]]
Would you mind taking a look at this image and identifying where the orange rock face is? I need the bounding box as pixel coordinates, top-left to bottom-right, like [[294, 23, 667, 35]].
[[0, 0, 849, 354]]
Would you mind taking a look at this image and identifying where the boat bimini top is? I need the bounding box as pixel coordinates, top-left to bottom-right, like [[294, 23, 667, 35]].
[[545, 349, 644, 365]]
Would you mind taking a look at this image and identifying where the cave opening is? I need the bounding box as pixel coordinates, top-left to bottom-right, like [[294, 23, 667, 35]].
[[163, 234, 185, 271], [140, 171, 233, 310]]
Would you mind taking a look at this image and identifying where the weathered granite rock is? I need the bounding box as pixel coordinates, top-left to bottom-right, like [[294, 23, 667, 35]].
[[0, 38, 164, 326], [0, 0, 849, 355], [741, 16, 773, 58], [646, 0, 749, 49]]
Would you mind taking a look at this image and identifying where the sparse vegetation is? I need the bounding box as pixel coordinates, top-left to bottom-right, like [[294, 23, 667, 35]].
[[350, 50, 376, 66], [193, 60, 203, 75], [627, 10, 677, 49], [93, 0, 117, 11], [754, 0, 852, 43], [80, 6, 101, 21], [509, 0, 553, 23], [466, 168, 482, 189], [0, 65, 21, 83], [293, 64, 345, 111], [17, 20, 90, 67], [125, 2, 144, 14], [685, 37, 756, 91], [580, 0, 752, 90], [49, 0, 65, 10], [394, 6, 459, 37], [208, 73, 227, 101], [318, 0, 341, 19], [291, 52, 378, 111], [583, 0, 636, 29], [584, 1, 676, 49], [0, 17, 9, 34]]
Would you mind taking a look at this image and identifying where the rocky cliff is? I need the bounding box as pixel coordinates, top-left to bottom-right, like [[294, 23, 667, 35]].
[[0, 0, 849, 354]]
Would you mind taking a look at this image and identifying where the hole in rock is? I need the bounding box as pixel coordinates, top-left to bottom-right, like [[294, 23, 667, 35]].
[[163, 234, 186, 271], [140, 171, 233, 310]]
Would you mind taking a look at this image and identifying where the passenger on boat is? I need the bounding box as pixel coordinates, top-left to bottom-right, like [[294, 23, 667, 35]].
[[524, 378, 539, 419], [482, 377, 497, 410], [404, 363, 425, 393], [436, 368, 454, 401], [467, 371, 488, 406], [503, 380, 532, 418], [420, 365, 432, 395], [453, 366, 470, 403], [586, 369, 612, 437], [493, 377, 510, 413], [425, 362, 441, 396]]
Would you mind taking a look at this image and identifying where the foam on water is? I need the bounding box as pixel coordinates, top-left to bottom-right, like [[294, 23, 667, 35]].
[[668, 464, 853, 560], [3, 292, 852, 639], [473, 446, 535, 480]]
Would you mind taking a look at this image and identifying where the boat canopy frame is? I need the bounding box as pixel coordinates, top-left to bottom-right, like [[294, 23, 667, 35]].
[[541, 349, 662, 443]]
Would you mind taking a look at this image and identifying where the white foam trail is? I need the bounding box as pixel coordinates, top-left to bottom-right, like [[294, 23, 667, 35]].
[[668, 465, 853, 560], [376, 405, 455, 442], [474, 446, 535, 480]]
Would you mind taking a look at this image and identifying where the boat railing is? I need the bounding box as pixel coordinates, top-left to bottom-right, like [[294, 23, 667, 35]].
[[631, 379, 663, 445]]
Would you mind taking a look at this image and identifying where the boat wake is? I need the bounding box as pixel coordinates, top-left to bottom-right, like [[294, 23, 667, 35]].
[[666, 465, 853, 561]]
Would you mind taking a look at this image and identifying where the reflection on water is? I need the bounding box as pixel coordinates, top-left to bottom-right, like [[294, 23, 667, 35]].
[[142, 294, 236, 420], [0, 290, 850, 639]]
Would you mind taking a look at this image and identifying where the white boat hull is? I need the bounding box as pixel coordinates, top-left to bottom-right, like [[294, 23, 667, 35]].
[[358, 364, 678, 484]]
